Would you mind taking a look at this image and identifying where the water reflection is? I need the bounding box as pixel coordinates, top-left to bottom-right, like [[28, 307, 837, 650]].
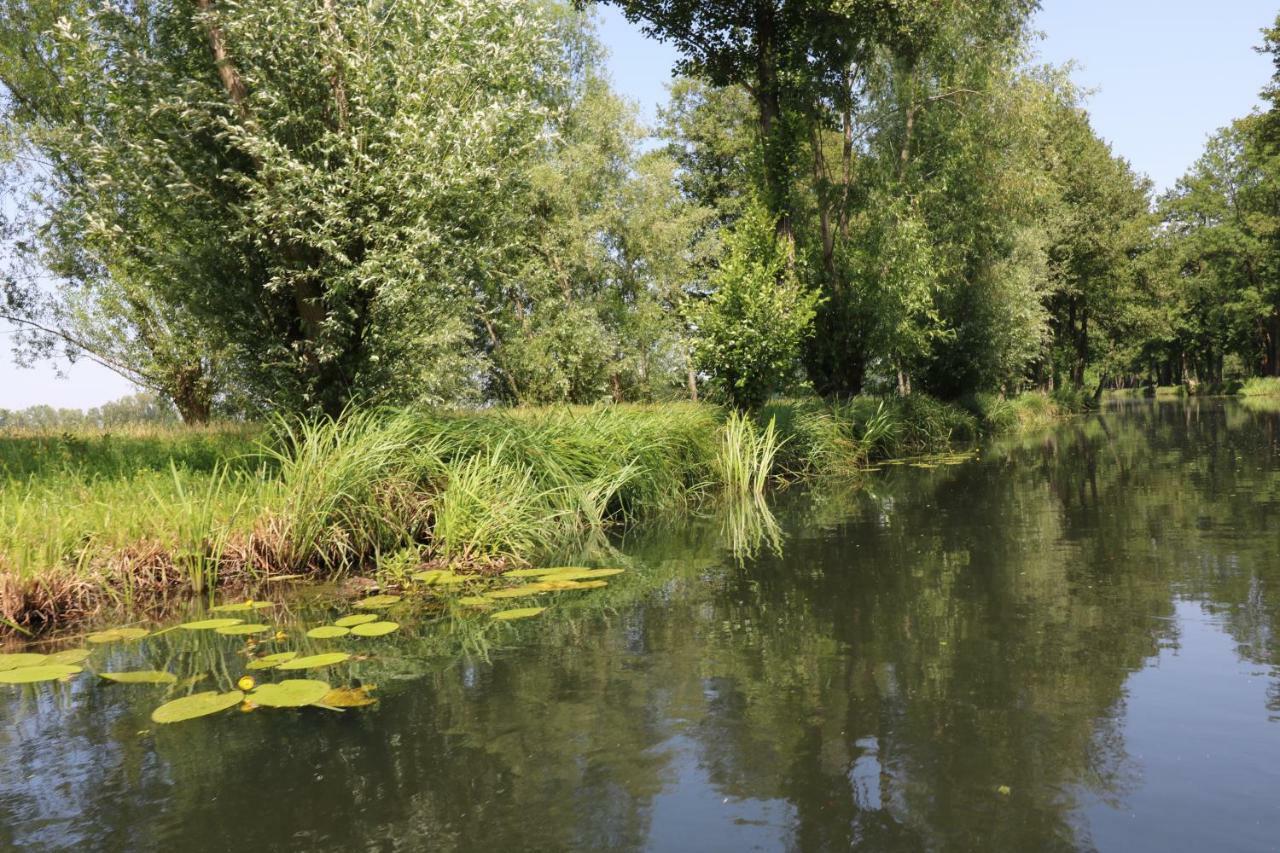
[[4, 400, 1280, 851]]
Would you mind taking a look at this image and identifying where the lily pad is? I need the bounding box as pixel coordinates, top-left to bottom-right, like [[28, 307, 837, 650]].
[[179, 618, 244, 631], [413, 569, 470, 585], [491, 607, 546, 621], [215, 623, 272, 636], [277, 652, 351, 670], [319, 686, 377, 708], [457, 596, 493, 607], [353, 594, 401, 610], [306, 626, 351, 639], [0, 653, 47, 672], [100, 670, 178, 685], [485, 586, 549, 599], [252, 679, 331, 708], [350, 621, 398, 637], [546, 568, 625, 581], [86, 627, 150, 644], [209, 600, 276, 613], [334, 614, 379, 627], [0, 664, 81, 683], [574, 580, 609, 590], [504, 568, 565, 578], [245, 651, 299, 671], [46, 648, 92, 665], [151, 690, 244, 724]]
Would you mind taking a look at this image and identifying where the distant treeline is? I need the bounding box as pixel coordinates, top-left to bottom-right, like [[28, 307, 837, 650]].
[[1, 2, 1277, 419], [0, 394, 178, 431]]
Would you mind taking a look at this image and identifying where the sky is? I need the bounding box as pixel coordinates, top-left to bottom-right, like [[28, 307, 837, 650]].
[[2, 0, 1276, 411]]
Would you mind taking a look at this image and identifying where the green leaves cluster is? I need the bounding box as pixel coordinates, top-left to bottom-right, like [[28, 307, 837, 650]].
[[692, 203, 820, 409]]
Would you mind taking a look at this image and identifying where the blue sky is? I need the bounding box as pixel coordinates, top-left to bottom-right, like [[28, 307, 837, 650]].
[[3, 0, 1276, 410]]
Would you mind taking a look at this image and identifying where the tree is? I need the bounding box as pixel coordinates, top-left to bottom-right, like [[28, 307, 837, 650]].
[[692, 201, 820, 409], [0, 0, 567, 416]]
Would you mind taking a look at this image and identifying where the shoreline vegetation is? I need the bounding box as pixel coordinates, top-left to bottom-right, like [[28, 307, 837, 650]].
[[1, 393, 1066, 639]]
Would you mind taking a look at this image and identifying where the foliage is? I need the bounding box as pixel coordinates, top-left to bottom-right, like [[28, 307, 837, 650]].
[[691, 202, 820, 409]]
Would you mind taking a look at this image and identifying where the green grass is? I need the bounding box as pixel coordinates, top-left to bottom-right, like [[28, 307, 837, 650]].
[[1239, 377, 1280, 397], [0, 394, 1062, 634]]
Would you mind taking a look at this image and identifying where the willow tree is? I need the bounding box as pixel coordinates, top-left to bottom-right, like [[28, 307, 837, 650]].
[[0, 0, 566, 415]]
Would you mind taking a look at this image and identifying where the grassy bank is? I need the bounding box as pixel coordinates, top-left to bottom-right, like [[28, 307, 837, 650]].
[[0, 394, 1067, 636]]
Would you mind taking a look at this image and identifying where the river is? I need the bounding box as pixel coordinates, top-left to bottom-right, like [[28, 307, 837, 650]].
[[4, 398, 1280, 851]]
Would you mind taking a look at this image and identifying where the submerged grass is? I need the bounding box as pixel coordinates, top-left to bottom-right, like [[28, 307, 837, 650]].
[[0, 393, 1063, 636]]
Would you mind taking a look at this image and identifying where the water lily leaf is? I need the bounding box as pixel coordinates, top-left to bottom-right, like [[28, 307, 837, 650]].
[[151, 690, 244, 724], [0, 653, 47, 672], [86, 627, 150, 644], [179, 618, 244, 631], [277, 652, 351, 670], [0, 664, 82, 684], [504, 568, 565, 578], [215, 622, 272, 636], [209, 600, 276, 613], [319, 686, 377, 708], [413, 570, 468, 585], [574, 580, 609, 590], [350, 621, 398, 637], [100, 670, 178, 685], [546, 568, 625, 581], [334, 614, 379, 627], [484, 586, 549, 599], [252, 679, 331, 708], [538, 580, 593, 591], [246, 652, 299, 671], [491, 607, 546, 621], [306, 626, 350, 639], [353, 594, 401, 610], [46, 649, 92, 665], [457, 596, 492, 607]]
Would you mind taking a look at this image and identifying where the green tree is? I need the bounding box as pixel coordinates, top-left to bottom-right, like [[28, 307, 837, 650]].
[[692, 202, 820, 409], [0, 0, 566, 416]]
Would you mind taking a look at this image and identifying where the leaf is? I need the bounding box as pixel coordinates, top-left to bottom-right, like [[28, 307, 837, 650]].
[[277, 652, 351, 670], [504, 568, 565, 578], [151, 690, 245, 724], [319, 686, 377, 708], [545, 568, 624, 581], [413, 570, 468, 585], [574, 580, 609, 590], [334, 614, 379, 627], [0, 664, 82, 684], [457, 596, 492, 607], [179, 618, 243, 631], [484, 585, 549, 599], [215, 623, 272, 636], [252, 679, 331, 708], [86, 627, 150, 644], [209, 600, 276, 613], [353, 594, 401, 610], [491, 607, 545, 621], [46, 648, 92, 665], [246, 652, 299, 671], [306, 626, 351, 639], [350, 621, 398, 637], [100, 670, 178, 685], [0, 653, 47, 672]]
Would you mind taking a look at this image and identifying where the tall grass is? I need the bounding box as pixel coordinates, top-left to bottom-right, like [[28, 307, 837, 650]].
[[1, 393, 1063, 634], [1239, 376, 1280, 397], [715, 411, 783, 496]]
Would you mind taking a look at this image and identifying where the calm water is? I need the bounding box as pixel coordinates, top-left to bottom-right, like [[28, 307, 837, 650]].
[[5, 399, 1280, 852]]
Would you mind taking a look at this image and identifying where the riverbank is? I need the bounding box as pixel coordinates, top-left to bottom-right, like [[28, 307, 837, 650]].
[[0, 393, 1069, 637]]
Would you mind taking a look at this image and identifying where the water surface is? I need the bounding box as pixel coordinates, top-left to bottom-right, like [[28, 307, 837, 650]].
[[4, 399, 1280, 852]]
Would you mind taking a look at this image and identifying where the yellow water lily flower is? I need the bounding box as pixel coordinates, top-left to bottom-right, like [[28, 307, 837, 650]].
[[237, 675, 256, 691], [239, 700, 258, 713], [274, 631, 287, 641]]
